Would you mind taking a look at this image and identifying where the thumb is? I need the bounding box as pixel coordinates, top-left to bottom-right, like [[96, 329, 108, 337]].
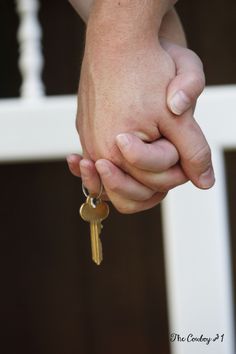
[[162, 41, 205, 115]]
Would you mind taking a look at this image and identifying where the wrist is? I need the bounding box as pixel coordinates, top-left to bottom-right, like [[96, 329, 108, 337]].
[[86, 0, 169, 50]]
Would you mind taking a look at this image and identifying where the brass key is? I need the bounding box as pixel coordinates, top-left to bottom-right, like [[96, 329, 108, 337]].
[[80, 196, 109, 265]]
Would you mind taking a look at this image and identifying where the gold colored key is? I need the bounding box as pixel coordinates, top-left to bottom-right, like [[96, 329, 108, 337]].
[[80, 196, 109, 265]]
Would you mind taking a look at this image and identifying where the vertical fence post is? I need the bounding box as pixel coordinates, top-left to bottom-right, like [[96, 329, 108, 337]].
[[16, 0, 45, 98]]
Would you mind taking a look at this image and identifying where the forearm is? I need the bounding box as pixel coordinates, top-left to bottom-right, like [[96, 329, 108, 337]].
[[69, 0, 171, 35], [87, 0, 171, 48], [68, 0, 186, 47]]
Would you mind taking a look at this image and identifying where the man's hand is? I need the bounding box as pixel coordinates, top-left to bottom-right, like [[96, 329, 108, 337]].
[[77, 32, 213, 180], [67, 41, 211, 213], [66, 0, 214, 212]]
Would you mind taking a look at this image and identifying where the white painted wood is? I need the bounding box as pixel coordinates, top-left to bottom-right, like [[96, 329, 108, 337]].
[[0, 86, 235, 354], [162, 85, 236, 354], [16, 0, 45, 98], [0, 96, 81, 161]]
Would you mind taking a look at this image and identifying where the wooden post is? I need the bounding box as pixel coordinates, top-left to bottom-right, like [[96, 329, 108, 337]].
[[16, 0, 45, 98]]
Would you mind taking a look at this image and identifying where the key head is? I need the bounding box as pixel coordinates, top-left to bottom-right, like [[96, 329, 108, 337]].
[[80, 197, 109, 222]]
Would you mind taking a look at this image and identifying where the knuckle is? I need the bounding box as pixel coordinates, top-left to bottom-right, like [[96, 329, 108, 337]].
[[140, 171, 188, 193], [155, 180, 186, 193], [186, 49, 204, 70], [142, 192, 167, 210], [108, 144, 122, 166], [105, 178, 123, 195], [139, 175, 172, 194], [187, 72, 205, 96], [155, 185, 172, 193], [108, 183, 120, 193], [188, 144, 212, 169], [149, 183, 172, 194], [127, 152, 142, 166], [143, 179, 166, 193], [104, 176, 120, 194], [104, 144, 123, 166]]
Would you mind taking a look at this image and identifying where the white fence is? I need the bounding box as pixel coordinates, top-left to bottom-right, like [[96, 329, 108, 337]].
[[163, 86, 236, 354]]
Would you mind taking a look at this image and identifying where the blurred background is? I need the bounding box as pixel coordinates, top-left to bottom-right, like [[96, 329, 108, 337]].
[[0, 0, 235, 354]]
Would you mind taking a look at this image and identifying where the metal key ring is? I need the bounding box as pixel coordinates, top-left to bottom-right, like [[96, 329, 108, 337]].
[[82, 182, 103, 200]]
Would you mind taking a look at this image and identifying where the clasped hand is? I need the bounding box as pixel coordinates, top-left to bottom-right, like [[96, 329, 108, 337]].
[[67, 6, 215, 214]]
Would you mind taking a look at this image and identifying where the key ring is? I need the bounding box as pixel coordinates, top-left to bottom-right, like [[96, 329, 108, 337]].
[[82, 182, 103, 200]]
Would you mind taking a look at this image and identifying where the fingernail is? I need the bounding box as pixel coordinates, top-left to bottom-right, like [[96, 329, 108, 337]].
[[116, 134, 131, 148], [199, 167, 215, 189], [170, 90, 191, 115], [96, 161, 111, 177]]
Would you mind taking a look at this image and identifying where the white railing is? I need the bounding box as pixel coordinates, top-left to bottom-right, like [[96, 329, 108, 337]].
[[0, 0, 80, 162], [163, 86, 236, 354], [16, 0, 45, 98]]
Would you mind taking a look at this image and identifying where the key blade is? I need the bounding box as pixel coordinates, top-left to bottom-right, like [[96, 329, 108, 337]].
[[90, 222, 97, 263], [90, 222, 103, 265]]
